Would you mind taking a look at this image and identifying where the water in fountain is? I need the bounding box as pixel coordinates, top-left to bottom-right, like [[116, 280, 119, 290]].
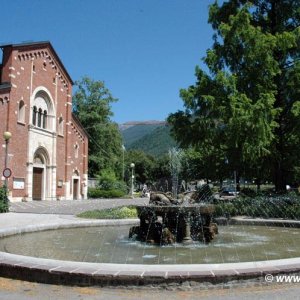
[[168, 147, 183, 199], [1, 223, 300, 264]]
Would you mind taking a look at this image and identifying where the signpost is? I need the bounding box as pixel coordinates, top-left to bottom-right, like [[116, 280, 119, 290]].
[[3, 168, 12, 179]]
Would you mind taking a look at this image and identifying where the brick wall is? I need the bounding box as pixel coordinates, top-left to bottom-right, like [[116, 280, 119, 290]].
[[0, 42, 88, 201]]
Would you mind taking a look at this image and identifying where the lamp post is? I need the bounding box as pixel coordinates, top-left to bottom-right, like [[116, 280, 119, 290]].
[[122, 145, 126, 181], [3, 131, 12, 205], [130, 163, 135, 198]]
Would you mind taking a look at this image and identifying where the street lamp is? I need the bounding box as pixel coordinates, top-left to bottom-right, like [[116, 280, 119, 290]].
[[3, 131, 12, 205], [122, 145, 126, 181], [130, 163, 135, 198]]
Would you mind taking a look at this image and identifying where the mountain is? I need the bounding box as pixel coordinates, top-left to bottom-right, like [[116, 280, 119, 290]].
[[120, 120, 178, 156], [120, 121, 165, 148], [122, 123, 177, 157]]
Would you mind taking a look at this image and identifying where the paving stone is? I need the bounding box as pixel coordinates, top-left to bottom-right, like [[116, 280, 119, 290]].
[[143, 271, 167, 278], [212, 269, 238, 276], [235, 268, 262, 276], [167, 271, 189, 278], [188, 270, 215, 278], [276, 264, 300, 271], [49, 266, 78, 273], [117, 270, 144, 277], [93, 269, 119, 277], [70, 267, 101, 274]]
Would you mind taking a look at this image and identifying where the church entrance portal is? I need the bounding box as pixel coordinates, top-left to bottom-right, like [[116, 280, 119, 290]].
[[32, 167, 43, 200]]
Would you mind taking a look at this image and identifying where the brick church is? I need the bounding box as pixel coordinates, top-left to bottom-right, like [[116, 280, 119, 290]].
[[0, 41, 88, 201]]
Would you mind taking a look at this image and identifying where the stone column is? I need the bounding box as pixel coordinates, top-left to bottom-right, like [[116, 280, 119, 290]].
[[26, 162, 33, 201], [182, 213, 193, 244]]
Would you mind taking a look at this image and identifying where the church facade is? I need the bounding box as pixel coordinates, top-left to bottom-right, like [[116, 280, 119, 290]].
[[0, 41, 88, 202]]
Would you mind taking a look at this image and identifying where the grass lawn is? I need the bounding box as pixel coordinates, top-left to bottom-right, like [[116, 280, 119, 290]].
[[77, 206, 138, 219]]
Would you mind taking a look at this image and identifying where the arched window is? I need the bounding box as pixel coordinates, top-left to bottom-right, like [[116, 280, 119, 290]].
[[38, 108, 42, 127], [32, 90, 55, 131], [43, 110, 47, 129], [32, 106, 37, 125], [18, 101, 25, 123], [58, 117, 64, 135]]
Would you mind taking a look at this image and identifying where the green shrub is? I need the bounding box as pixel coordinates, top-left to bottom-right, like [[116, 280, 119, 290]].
[[240, 187, 257, 197], [88, 187, 125, 198], [214, 202, 238, 217], [96, 169, 127, 193], [214, 194, 300, 220], [0, 187, 9, 213]]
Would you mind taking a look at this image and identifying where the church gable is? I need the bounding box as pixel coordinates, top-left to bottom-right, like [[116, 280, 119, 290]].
[[12, 42, 73, 88]]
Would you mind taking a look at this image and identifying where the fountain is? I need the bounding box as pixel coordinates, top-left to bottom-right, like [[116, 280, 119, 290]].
[[129, 147, 218, 245], [129, 185, 218, 245], [0, 199, 300, 287]]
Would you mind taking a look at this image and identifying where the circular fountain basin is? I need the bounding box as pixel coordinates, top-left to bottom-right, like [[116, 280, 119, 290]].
[[0, 218, 300, 287], [1, 224, 300, 264]]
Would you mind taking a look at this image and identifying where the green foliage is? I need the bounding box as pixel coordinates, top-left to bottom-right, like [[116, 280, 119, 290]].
[[77, 206, 137, 219], [168, 0, 300, 192], [214, 195, 300, 220], [152, 154, 171, 179], [0, 187, 8, 213], [72, 76, 123, 177], [181, 146, 229, 182], [96, 169, 127, 193], [88, 187, 126, 199], [214, 202, 238, 217], [124, 150, 156, 184]]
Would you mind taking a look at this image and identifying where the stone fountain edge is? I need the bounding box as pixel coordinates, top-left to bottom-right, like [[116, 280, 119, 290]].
[[0, 218, 299, 287]]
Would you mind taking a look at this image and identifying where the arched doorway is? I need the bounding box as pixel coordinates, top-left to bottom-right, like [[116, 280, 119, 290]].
[[32, 148, 49, 200], [27, 87, 57, 202], [72, 170, 80, 200]]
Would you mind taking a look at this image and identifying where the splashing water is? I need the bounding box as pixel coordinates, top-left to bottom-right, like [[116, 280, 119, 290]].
[[168, 147, 183, 199]]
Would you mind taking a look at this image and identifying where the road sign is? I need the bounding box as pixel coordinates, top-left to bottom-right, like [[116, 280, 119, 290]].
[[3, 168, 12, 178]]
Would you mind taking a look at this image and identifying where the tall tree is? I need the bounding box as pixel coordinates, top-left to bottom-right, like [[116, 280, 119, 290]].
[[73, 76, 123, 177], [168, 0, 300, 191]]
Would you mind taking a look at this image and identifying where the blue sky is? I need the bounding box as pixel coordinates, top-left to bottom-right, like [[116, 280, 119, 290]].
[[1, 0, 216, 124]]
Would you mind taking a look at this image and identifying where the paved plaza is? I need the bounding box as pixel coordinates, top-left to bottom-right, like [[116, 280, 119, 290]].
[[9, 198, 147, 215]]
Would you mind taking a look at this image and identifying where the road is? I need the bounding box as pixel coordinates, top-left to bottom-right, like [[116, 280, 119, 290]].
[[0, 277, 300, 300]]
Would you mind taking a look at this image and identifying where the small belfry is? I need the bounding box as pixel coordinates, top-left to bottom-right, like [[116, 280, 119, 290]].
[[0, 41, 88, 202]]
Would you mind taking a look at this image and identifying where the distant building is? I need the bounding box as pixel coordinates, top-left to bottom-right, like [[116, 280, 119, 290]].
[[0, 41, 88, 201]]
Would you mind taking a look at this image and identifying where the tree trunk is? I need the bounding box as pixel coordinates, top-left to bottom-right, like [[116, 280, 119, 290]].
[[256, 178, 261, 192], [274, 160, 286, 192], [235, 171, 240, 193]]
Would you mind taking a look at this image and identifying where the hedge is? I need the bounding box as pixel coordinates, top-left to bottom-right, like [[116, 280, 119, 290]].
[[213, 195, 300, 220], [0, 187, 9, 213], [88, 187, 126, 199]]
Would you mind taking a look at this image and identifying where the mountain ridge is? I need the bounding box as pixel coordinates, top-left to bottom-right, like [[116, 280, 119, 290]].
[[119, 120, 166, 131], [120, 120, 177, 156]]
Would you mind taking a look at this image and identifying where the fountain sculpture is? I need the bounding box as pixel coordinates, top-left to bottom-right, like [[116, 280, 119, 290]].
[[129, 184, 218, 244]]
